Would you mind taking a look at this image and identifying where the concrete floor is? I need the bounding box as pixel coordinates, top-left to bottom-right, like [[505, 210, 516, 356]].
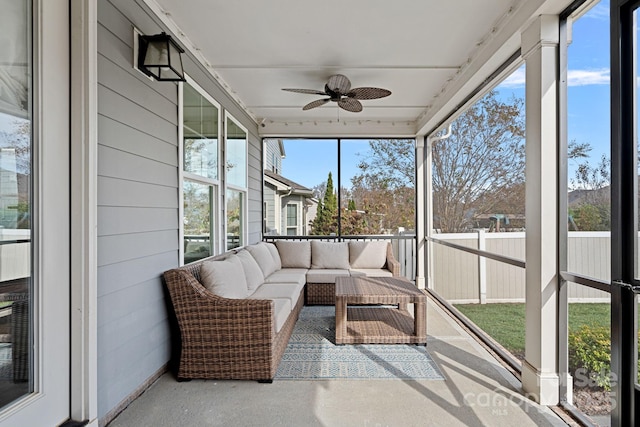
[[107, 299, 572, 427]]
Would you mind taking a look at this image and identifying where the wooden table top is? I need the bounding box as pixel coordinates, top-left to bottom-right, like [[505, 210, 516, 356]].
[[335, 276, 425, 303]]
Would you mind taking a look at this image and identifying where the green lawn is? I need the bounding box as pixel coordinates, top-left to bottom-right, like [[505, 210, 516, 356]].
[[454, 302, 612, 357]]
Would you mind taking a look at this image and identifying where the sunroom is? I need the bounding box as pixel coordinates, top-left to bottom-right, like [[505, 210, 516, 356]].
[[0, 0, 637, 426]]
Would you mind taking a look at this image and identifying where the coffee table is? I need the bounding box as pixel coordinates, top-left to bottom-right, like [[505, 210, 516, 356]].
[[335, 276, 426, 345]]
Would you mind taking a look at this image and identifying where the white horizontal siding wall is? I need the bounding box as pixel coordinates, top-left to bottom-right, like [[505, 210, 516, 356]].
[[97, 0, 261, 422], [97, 0, 178, 420]]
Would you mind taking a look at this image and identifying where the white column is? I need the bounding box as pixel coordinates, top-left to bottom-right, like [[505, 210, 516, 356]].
[[415, 136, 426, 289], [521, 15, 560, 405], [71, 0, 98, 424], [425, 136, 435, 289]]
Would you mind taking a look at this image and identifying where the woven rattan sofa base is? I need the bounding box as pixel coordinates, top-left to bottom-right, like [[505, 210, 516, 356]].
[[305, 243, 401, 305], [163, 262, 303, 382], [306, 282, 337, 305]]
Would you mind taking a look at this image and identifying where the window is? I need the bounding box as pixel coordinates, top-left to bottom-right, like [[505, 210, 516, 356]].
[[225, 114, 247, 249], [181, 79, 220, 263], [0, 0, 32, 406], [183, 181, 215, 262], [286, 203, 297, 235]]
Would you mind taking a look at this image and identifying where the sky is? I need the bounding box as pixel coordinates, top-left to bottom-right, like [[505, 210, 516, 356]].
[[280, 0, 613, 191], [498, 0, 611, 175]]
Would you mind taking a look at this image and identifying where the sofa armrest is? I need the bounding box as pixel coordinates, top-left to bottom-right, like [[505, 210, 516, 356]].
[[386, 243, 401, 276], [164, 269, 275, 346]]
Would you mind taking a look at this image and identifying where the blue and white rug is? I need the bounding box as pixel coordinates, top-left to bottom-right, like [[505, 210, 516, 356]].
[[276, 306, 445, 380]]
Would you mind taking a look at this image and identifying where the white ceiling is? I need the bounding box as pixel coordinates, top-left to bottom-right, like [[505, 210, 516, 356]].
[[145, 0, 575, 137]]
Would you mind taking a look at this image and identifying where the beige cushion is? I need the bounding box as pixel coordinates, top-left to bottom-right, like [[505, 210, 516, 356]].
[[236, 250, 265, 291], [245, 297, 290, 334], [200, 255, 249, 299], [349, 241, 388, 269], [311, 241, 350, 269], [249, 283, 303, 307], [265, 243, 282, 270], [247, 242, 278, 277], [306, 268, 350, 284], [349, 268, 394, 278], [264, 270, 307, 286], [276, 241, 311, 268]]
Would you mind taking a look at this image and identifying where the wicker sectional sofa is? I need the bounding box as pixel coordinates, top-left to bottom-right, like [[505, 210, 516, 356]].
[[163, 240, 400, 382]]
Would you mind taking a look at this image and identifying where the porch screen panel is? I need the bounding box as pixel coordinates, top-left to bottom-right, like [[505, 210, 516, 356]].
[[340, 139, 415, 236]]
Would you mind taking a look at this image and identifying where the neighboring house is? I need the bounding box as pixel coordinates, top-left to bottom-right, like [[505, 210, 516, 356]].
[[263, 170, 317, 235], [263, 139, 317, 236]]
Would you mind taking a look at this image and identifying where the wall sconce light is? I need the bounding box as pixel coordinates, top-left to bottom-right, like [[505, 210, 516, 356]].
[[137, 32, 186, 82]]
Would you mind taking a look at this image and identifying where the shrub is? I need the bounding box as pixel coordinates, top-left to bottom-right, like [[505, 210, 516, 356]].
[[568, 325, 611, 390]]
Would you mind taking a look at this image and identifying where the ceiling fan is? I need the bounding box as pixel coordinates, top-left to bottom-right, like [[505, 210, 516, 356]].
[[282, 74, 391, 113]]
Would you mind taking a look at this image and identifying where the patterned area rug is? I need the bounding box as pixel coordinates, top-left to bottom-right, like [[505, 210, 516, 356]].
[[276, 306, 445, 380]]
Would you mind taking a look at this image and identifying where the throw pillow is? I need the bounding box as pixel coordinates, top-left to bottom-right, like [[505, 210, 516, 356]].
[[200, 255, 249, 299], [349, 241, 388, 269], [246, 242, 277, 277], [265, 243, 282, 270], [236, 250, 265, 291], [275, 241, 311, 268], [311, 241, 350, 269]]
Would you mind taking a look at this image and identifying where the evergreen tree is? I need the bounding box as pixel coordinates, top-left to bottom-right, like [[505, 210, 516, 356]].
[[311, 172, 338, 235]]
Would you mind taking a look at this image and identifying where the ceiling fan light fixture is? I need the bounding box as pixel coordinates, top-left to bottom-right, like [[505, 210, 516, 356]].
[[282, 74, 391, 113]]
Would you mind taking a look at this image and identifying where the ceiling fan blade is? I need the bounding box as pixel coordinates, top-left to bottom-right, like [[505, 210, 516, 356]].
[[327, 74, 351, 94], [282, 88, 327, 95], [338, 98, 363, 113], [302, 98, 330, 110], [348, 87, 392, 100]]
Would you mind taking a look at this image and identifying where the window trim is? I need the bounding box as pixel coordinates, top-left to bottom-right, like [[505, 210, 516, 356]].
[[179, 75, 223, 263], [224, 111, 248, 249], [286, 202, 298, 234]]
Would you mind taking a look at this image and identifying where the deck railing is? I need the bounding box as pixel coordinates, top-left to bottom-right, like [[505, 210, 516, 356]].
[[429, 231, 611, 303], [265, 231, 616, 303]]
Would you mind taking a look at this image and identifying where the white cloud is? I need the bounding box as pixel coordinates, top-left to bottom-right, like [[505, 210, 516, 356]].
[[567, 68, 610, 86], [582, 2, 609, 21], [498, 68, 525, 88], [497, 68, 611, 89]]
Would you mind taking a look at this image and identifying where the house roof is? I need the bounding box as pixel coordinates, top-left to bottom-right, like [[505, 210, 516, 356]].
[[264, 170, 314, 196]]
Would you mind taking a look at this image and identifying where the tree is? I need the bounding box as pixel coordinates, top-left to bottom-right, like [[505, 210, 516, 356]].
[[351, 139, 416, 233], [570, 154, 610, 204], [310, 172, 338, 235], [569, 154, 611, 231], [431, 91, 526, 232], [351, 92, 599, 233]]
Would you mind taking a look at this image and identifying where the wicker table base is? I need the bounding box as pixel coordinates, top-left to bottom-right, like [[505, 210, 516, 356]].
[[335, 276, 426, 345]]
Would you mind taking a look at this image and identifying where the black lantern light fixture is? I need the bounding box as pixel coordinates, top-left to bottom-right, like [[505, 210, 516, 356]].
[[137, 32, 186, 82]]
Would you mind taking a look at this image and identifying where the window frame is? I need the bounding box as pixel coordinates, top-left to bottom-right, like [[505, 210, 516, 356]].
[[179, 75, 222, 263], [224, 111, 248, 250], [286, 202, 298, 235]]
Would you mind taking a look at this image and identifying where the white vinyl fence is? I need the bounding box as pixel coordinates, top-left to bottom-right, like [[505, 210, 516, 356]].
[[431, 231, 611, 303]]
